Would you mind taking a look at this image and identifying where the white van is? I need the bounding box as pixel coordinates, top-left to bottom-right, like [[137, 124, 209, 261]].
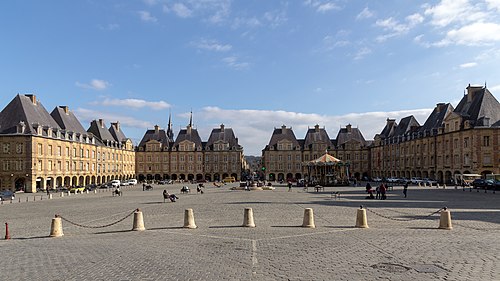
[[128, 179, 137, 185], [110, 180, 120, 187]]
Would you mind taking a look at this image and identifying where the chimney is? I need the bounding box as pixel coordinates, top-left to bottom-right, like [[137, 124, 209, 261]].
[[436, 103, 445, 113], [220, 124, 225, 131], [26, 94, 37, 105], [98, 119, 104, 128], [154, 125, 159, 134], [346, 124, 352, 133], [466, 84, 482, 102], [61, 106, 69, 114], [281, 125, 287, 133], [114, 121, 120, 132], [314, 124, 320, 132]]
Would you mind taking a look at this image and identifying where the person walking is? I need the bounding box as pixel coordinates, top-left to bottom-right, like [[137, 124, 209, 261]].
[[403, 182, 408, 198], [380, 183, 387, 200], [288, 181, 292, 192]]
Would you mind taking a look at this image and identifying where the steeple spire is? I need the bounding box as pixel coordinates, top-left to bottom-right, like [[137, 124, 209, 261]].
[[189, 109, 193, 128], [167, 111, 174, 141]]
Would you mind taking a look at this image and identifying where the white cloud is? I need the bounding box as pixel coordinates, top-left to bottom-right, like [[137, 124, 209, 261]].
[[356, 7, 374, 20], [192, 39, 232, 52], [486, 0, 500, 10], [222, 56, 250, 70], [75, 79, 111, 91], [171, 3, 193, 18], [304, 1, 341, 13], [424, 0, 486, 28], [138, 11, 158, 22], [437, 22, 500, 46], [143, 0, 157, 6], [354, 47, 371, 60], [99, 23, 119, 31], [94, 98, 171, 110], [74, 108, 153, 129], [459, 62, 478, 68], [197, 107, 433, 155]]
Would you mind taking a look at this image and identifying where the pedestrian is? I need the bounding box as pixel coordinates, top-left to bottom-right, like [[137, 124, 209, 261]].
[[288, 181, 292, 192], [380, 183, 387, 200], [46, 188, 50, 196], [375, 185, 380, 199], [403, 182, 408, 198], [142, 183, 146, 191]]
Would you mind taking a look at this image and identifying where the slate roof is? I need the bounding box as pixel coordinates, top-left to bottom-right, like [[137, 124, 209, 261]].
[[393, 116, 420, 136], [454, 86, 500, 127], [173, 125, 203, 149], [379, 119, 397, 139], [303, 125, 333, 149], [335, 125, 367, 146], [50, 106, 86, 134], [419, 103, 454, 133], [267, 125, 300, 149], [138, 127, 170, 148], [87, 119, 115, 143], [206, 125, 240, 149], [109, 122, 128, 142], [0, 94, 61, 135]]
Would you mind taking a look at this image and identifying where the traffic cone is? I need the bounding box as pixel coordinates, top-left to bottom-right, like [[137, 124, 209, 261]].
[[49, 215, 64, 237], [355, 206, 369, 228], [243, 208, 256, 227], [439, 207, 452, 230], [183, 209, 197, 229], [302, 208, 315, 228], [132, 209, 146, 231]]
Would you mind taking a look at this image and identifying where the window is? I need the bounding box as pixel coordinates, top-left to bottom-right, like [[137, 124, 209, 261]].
[[57, 146, 62, 156], [38, 160, 43, 171], [464, 137, 469, 148], [73, 148, 76, 157], [48, 160, 52, 171], [48, 145, 53, 155], [16, 143, 23, 154], [37, 144, 42, 155], [483, 136, 490, 147]]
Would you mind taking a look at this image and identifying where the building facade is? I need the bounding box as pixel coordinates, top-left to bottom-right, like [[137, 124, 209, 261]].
[[135, 120, 244, 182], [371, 85, 500, 183], [261, 124, 371, 182], [0, 94, 135, 192]]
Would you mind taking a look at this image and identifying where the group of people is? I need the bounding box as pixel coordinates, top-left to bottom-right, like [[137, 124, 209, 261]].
[[365, 182, 387, 200], [163, 190, 178, 202], [365, 182, 408, 199]]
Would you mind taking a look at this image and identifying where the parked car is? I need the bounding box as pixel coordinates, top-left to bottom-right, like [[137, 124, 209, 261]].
[[0, 190, 15, 201], [69, 186, 86, 193], [120, 181, 131, 186], [128, 179, 138, 185], [110, 180, 120, 188], [372, 177, 382, 182], [471, 179, 494, 189]]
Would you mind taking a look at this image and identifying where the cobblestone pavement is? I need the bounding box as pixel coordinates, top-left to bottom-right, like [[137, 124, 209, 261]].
[[1, 183, 499, 280]]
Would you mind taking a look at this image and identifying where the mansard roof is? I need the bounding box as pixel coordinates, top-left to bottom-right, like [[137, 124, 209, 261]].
[[174, 125, 203, 148], [379, 119, 397, 139], [0, 94, 61, 135], [87, 119, 115, 143], [335, 125, 367, 146], [419, 103, 454, 133], [303, 125, 333, 149], [50, 106, 86, 134], [454, 86, 500, 127], [393, 116, 420, 136], [267, 125, 300, 149], [109, 122, 128, 142], [138, 126, 170, 148], [206, 124, 239, 149]]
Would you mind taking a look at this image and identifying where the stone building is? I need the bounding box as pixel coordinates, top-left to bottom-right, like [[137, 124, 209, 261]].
[[261, 124, 371, 182], [0, 94, 135, 192], [135, 117, 244, 182], [371, 85, 500, 183]]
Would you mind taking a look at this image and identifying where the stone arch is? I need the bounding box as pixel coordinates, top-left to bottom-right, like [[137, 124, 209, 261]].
[[205, 174, 212, 182], [36, 177, 44, 190], [295, 173, 302, 180], [188, 174, 195, 181], [213, 173, 220, 181], [278, 173, 285, 181], [268, 173, 276, 181]]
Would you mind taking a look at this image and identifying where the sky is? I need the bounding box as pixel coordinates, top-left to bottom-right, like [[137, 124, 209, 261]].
[[1, 0, 500, 156]]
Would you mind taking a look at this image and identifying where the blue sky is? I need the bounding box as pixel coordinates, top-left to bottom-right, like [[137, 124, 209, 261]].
[[2, 0, 500, 155]]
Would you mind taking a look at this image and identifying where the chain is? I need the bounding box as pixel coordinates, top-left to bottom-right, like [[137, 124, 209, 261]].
[[58, 209, 137, 229], [365, 207, 444, 222]]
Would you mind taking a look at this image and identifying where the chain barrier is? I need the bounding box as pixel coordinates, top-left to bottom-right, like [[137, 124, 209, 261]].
[[365, 207, 444, 222], [58, 209, 137, 229]]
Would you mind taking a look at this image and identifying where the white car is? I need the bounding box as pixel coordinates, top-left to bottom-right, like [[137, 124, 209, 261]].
[[128, 179, 138, 185], [110, 180, 121, 187]]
